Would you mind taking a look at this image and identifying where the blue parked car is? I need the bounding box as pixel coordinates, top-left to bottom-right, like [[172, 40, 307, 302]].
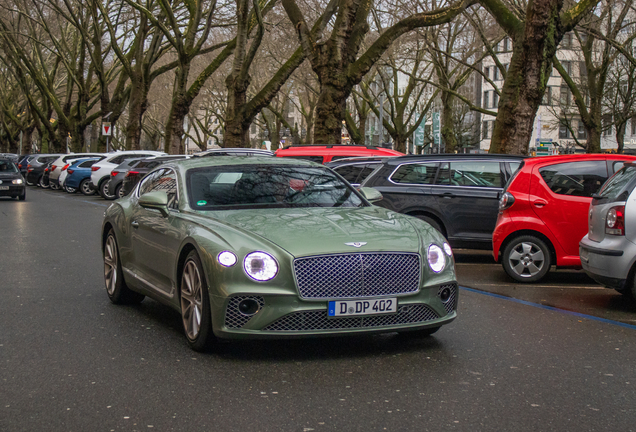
[[65, 158, 101, 195]]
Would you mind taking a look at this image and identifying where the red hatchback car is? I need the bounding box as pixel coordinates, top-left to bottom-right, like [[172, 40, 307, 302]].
[[493, 154, 636, 282], [275, 144, 403, 164]]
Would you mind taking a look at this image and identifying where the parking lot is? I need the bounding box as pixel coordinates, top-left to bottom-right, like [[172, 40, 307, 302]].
[[2, 187, 636, 431]]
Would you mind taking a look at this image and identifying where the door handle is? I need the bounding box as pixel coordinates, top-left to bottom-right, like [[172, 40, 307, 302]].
[[438, 192, 455, 199], [131, 221, 139, 228], [533, 199, 548, 208]]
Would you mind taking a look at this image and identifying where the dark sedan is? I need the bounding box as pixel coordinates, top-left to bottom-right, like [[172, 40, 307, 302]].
[[361, 154, 525, 250], [25, 154, 60, 186], [0, 158, 26, 200], [120, 155, 188, 197]]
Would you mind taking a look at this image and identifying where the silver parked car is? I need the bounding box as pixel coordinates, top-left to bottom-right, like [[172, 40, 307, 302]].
[[580, 162, 636, 297]]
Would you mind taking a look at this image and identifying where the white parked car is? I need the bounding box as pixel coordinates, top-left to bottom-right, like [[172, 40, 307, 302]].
[[90, 151, 166, 199], [49, 153, 105, 190]]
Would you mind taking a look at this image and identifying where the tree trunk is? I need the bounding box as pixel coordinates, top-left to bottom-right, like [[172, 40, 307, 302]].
[[586, 127, 602, 154], [125, 70, 149, 150], [616, 122, 626, 154], [441, 90, 457, 153], [313, 78, 348, 144], [164, 67, 191, 154]]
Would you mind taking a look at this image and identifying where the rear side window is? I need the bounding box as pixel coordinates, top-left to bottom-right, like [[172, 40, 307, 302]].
[[78, 160, 97, 168], [391, 163, 439, 184], [598, 164, 636, 201], [437, 161, 502, 187], [539, 161, 608, 197], [334, 165, 365, 184]]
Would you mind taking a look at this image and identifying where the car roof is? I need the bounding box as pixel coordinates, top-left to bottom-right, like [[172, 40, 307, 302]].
[[165, 155, 318, 171], [276, 144, 402, 156], [192, 148, 274, 157], [382, 153, 527, 166], [518, 153, 636, 167], [325, 156, 395, 167]]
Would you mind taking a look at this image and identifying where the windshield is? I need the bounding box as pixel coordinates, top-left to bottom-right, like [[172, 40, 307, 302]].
[[0, 159, 18, 173], [187, 164, 364, 209], [597, 164, 636, 201]]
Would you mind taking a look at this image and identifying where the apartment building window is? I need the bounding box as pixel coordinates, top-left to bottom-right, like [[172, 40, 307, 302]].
[[561, 61, 573, 76], [483, 91, 490, 109], [603, 115, 613, 136], [483, 66, 490, 79], [503, 37, 510, 51], [494, 67, 499, 81], [542, 87, 552, 106], [559, 121, 571, 139], [482, 121, 493, 139], [632, 116, 636, 135], [578, 122, 587, 139], [493, 92, 499, 108], [562, 33, 573, 49], [560, 85, 571, 105], [579, 61, 587, 77]]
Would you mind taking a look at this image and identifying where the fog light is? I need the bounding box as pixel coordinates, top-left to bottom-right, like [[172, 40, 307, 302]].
[[439, 287, 451, 303], [238, 299, 260, 316]]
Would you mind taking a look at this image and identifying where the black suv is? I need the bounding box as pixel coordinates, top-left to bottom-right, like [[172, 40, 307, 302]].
[[361, 154, 525, 250]]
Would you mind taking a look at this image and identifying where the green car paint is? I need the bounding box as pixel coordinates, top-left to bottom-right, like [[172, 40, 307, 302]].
[[102, 156, 458, 349]]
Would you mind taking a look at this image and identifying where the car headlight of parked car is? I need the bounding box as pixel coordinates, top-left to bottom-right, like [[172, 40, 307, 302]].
[[427, 244, 446, 273], [12, 179, 23, 184], [244, 251, 278, 281]]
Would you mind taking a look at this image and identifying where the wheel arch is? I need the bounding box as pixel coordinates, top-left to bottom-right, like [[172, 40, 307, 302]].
[[499, 229, 557, 265], [405, 210, 447, 237]]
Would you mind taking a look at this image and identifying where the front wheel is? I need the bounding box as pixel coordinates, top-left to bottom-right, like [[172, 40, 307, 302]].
[[502, 235, 552, 282], [115, 184, 125, 199], [18, 192, 25, 201], [103, 229, 145, 304], [65, 185, 77, 194], [100, 180, 115, 200], [39, 176, 49, 189], [180, 251, 215, 352]]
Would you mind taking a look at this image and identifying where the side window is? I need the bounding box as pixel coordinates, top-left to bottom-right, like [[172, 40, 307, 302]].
[[508, 161, 522, 175], [139, 169, 179, 209], [78, 160, 97, 168], [357, 163, 380, 184], [438, 161, 502, 187], [139, 169, 166, 196], [539, 161, 608, 197], [391, 163, 439, 184], [334, 165, 365, 184], [110, 156, 124, 165], [611, 161, 625, 174]]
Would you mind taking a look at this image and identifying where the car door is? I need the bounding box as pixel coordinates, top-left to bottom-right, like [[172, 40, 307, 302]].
[[373, 162, 440, 214], [433, 160, 504, 243], [529, 159, 609, 259], [130, 168, 183, 297]]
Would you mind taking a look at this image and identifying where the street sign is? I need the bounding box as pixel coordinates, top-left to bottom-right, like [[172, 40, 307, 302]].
[[432, 112, 440, 146], [102, 122, 112, 136], [413, 116, 426, 147]]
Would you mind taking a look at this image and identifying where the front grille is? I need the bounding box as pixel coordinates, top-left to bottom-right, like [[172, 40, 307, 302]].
[[224, 296, 265, 329], [293, 253, 420, 299], [262, 304, 439, 332], [438, 283, 458, 315]]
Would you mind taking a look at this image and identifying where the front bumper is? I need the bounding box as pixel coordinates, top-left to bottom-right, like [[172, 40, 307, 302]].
[[580, 235, 635, 289], [210, 282, 459, 339], [0, 184, 25, 197]]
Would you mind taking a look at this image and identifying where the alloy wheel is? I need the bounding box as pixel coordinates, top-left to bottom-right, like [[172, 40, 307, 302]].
[[81, 181, 92, 195], [181, 260, 204, 341], [104, 235, 118, 295], [507, 241, 545, 278]]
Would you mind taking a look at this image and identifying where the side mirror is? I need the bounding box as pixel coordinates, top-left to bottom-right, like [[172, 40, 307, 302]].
[[359, 187, 383, 203], [139, 191, 169, 217]]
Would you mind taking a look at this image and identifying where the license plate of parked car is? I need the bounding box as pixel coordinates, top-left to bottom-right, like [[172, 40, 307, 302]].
[[328, 298, 397, 317], [0, 186, 8, 190]]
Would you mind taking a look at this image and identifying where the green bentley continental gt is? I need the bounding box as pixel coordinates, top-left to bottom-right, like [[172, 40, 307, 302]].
[[101, 156, 458, 351]]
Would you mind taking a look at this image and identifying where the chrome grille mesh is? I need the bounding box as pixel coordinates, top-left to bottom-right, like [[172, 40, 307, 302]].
[[224, 296, 265, 329], [293, 253, 420, 299], [262, 304, 439, 332], [438, 283, 458, 315]]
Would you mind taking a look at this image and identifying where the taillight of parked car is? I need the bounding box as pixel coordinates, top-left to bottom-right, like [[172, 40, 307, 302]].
[[606, 206, 626, 235], [51, 165, 56, 171], [67, 169, 74, 175], [18, 164, 22, 169], [91, 166, 100, 171], [62, 164, 70, 171], [499, 192, 515, 212], [44, 168, 49, 172], [111, 171, 118, 176], [126, 171, 139, 177]]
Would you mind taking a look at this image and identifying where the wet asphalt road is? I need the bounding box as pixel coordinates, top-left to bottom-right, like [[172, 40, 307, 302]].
[[2, 187, 636, 431]]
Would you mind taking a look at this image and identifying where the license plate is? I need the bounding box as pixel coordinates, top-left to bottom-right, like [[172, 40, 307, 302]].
[[328, 298, 397, 317], [0, 186, 8, 190]]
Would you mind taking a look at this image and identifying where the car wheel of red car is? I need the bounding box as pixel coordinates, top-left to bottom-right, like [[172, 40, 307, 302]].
[[502, 235, 552, 283]]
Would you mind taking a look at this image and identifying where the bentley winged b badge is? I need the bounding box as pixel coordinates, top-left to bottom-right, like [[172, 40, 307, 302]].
[[345, 242, 367, 248]]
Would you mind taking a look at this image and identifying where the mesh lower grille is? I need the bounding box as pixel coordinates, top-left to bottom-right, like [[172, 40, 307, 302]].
[[293, 253, 421, 299], [262, 304, 439, 332], [438, 283, 458, 315], [224, 296, 265, 329]]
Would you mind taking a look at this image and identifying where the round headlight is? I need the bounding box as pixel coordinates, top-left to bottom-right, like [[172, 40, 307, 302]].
[[12, 179, 23, 185], [217, 251, 237, 267], [427, 244, 445, 273], [244, 252, 278, 281], [443, 242, 452, 256]]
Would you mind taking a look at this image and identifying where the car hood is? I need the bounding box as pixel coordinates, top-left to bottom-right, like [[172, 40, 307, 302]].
[[0, 172, 21, 180], [195, 206, 424, 257]]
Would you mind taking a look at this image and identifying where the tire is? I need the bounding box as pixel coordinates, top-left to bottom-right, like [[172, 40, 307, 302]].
[[99, 180, 115, 200], [79, 179, 95, 196], [115, 184, 124, 199], [103, 229, 145, 305], [502, 235, 552, 283], [50, 182, 59, 190], [65, 185, 77, 194], [18, 192, 25, 201], [25, 179, 34, 186], [180, 250, 215, 352], [399, 326, 441, 338], [38, 176, 49, 189]]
